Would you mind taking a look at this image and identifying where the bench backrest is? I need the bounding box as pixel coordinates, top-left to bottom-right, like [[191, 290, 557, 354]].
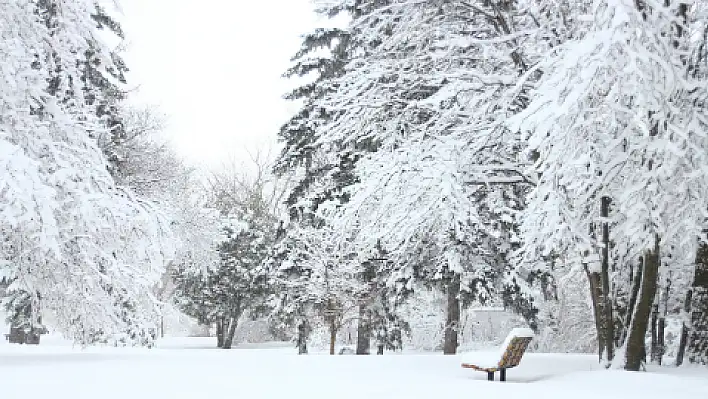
[[498, 336, 533, 369]]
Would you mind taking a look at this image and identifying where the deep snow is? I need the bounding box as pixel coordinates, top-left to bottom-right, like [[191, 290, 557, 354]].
[[1, 337, 706, 399]]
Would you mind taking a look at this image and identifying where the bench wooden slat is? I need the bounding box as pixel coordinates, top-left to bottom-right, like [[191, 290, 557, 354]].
[[461, 330, 534, 382]]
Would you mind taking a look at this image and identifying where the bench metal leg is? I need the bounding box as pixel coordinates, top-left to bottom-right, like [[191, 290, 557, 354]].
[[487, 371, 494, 381], [500, 369, 506, 382]]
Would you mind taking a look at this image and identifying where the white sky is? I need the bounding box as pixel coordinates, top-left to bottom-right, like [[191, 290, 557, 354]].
[[117, 0, 319, 169]]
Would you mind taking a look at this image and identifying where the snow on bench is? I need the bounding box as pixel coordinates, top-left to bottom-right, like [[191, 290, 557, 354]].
[[461, 327, 534, 382]]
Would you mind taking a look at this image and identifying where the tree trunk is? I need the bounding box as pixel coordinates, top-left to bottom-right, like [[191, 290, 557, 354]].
[[586, 269, 605, 360], [620, 258, 643, 347], [216, 317, 225, 348], [656, 275, 671, 365], [676, 290, 692, 366], [688, 243, 708, 364], [297, 320, 308, 354], [677, 324, 689, 366], [650, 277, 670, 364], [650, 304, 659, 363], [625, 239, 660, 371], [222, 316, 238, 349], [586, 267, 614, 362], [329, 317, 337, 355], [599, 196, 615, 361], [443, 275, 461, 355], [656, 315, 665, 365], [356, 303, 371, 355], [585, 197, 616, 363]]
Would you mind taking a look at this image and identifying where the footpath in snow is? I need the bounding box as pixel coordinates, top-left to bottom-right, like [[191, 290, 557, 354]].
[[1, 337, 707, 399]]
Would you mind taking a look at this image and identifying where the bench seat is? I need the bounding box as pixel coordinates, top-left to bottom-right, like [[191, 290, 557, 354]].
[[461, 327, 534, 381]]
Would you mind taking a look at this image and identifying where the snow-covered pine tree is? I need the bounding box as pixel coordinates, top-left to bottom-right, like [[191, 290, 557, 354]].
[[360, 251, 412, 354], [267, 221, 362, 354], [82, 6, 201, 344], [275, 1, 356, 218], [687, 247, 708, 364], [1, 0, 175, 345], [271, 1, 372, 353], [174, 160, 282, 348], [265, 223, 318, 354], [683, 0, 708, 366], [101, 106, 188, 197], [512, 0, 708, 369], [215, 218, 274, 349], [310, 0, 543, 354], [80, 3, 130, 177]]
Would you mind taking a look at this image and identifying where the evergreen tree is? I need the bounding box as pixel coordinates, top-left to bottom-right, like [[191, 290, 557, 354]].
[[272, 0, 557, 355], [270, 1, 369, 353], [174, 216, 275, 349], [306, 0, 542, 354], [174, 161, 279, 348], [513, 0, 708, 369], [0, 0, 175, 345], [82, 4, 130, 178], [684, 0, 708, 366]]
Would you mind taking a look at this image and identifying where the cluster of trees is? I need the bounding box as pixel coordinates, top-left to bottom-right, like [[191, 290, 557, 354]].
[[4, 0, 708, 372], [512, 0, 708, 369], [267, 0, 708, 369], [172, 157, 279, 349], [0, 0, 217, 346]]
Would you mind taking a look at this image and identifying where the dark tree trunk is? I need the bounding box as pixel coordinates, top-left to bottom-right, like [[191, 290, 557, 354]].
[[651, 277, 670, 364], [356, 303, 371, 355], [650, 304, 659, 363], [621, 258, 644, 347], [676, 289, 692, 366], [585, 196, 616, 363], [677, 323, 689, 366], [586, 268, 614, 362], [625, 239, 660, 371], [222, 316, 238, 349], [297, 320, 308, 355], [586, 269, 606, 361], [688, 243, 708, 364], [329, 317, 337, 355], [216, 317, 225, 348], [656, 315, 666, 365], [443, 275, 460, 355], [600, 196, 615, 361]]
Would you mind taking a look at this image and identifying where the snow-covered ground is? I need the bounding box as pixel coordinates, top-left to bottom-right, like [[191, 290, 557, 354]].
[[1, 337, 706, 399]]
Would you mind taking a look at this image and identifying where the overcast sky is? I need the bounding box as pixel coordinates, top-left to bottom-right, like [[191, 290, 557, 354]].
[[117, 0, 319, 169]]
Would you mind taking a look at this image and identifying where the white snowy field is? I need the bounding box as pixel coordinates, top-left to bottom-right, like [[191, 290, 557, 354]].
[[1, 337, 707, 399]]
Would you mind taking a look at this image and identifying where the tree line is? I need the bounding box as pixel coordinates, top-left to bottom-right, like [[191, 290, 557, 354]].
[[2, 0, 708, 371], [262, 0, 708, 369]]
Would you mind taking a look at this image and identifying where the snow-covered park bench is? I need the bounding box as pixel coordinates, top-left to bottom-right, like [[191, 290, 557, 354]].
[[461, 328, 534, 382]]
